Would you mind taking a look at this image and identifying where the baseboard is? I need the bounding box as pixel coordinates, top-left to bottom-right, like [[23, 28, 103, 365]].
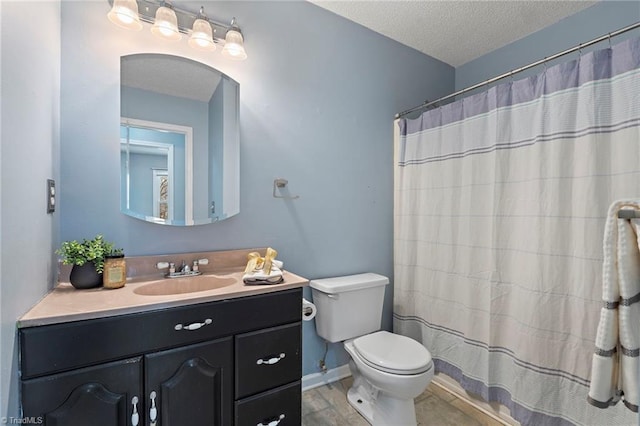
[[302, 364, 352, 392], [432, 373, 519, 426]]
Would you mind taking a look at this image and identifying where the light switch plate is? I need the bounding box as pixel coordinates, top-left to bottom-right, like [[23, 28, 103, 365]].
[[47, 179, 55, 213]]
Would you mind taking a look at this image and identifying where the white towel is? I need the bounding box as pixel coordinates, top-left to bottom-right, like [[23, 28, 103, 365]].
[[243, 261, 284, 285], [588, 200, 640, 412]]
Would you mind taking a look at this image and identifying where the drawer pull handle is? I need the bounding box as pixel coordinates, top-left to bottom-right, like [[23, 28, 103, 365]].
[[131, 396, 139, 426], [256, 353, 286, 365], [257, 414, 285, 426], [174, 318, 212, 331], [149, 390, 158, 424]]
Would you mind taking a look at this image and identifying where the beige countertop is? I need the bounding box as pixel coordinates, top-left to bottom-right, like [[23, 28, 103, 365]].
[[19, 249, 309, 328]]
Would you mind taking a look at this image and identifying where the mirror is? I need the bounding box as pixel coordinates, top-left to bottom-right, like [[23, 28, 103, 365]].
[[120, 54, 239, 226]]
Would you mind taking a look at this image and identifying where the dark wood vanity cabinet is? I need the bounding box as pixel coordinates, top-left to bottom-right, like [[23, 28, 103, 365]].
[[22, 356, 143, 426], [19, 288, 303, 426], [144, 338, 233, 425]]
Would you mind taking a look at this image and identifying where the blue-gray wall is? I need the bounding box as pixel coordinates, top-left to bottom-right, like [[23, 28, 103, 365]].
[[59, 1, 454, 378], [0, 0, 60, 418], [455, 1, 640, 92]]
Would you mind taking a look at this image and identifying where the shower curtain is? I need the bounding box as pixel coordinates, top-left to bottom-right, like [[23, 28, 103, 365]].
[[393, 37, 640, 426]]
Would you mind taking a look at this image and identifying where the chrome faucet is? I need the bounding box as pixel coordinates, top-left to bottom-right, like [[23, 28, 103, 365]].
[[156, 258, 209, 278]]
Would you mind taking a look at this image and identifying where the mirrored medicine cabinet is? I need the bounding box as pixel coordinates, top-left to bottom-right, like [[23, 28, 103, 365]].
[[120, 54, 239, 226]]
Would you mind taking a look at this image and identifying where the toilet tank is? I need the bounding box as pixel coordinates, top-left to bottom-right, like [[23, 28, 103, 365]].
[[310, 273, 389, 343]]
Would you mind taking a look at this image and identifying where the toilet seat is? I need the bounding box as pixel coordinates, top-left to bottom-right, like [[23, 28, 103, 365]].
[[353, 331, 432, 375]]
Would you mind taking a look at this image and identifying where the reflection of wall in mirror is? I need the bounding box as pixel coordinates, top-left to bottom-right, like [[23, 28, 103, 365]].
[[131, 152, 166, 217], [221, 78, 239, 218], [209, 79, 223, 218], [208, 77, 239, 220]]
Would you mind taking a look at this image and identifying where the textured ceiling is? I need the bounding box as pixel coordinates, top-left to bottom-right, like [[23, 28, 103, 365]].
[[310, 1, 597, 67], [121, 55, 221, 103]]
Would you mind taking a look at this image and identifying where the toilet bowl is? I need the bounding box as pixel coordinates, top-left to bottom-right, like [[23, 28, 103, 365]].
[[344, 331, 433, 425], [310, 273, 434, 426]]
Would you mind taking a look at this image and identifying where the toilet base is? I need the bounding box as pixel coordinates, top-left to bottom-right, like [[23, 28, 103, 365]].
[[347, 381, 418, 426], [347, 385, 374, 423]]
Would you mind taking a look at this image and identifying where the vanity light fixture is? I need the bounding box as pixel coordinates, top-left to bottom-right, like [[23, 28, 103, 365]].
[[188, 7, 215, 51], [106, 0, 247, 60], [151, 2, 181, 41], [222, 18, 247, 61], [107, 0, 143, 31]]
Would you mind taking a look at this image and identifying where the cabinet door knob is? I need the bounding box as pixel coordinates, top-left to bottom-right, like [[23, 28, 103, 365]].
[[257, 413, 285, 426], [256, 353, 286, 365], [174, 318, 213, 331], [131, 396, 139, 426], [149, 390, 158, 424]]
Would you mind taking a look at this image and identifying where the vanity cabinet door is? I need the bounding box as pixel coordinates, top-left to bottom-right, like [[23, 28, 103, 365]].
[[21, 357, 143, 426], [144, 337, 233, 426]]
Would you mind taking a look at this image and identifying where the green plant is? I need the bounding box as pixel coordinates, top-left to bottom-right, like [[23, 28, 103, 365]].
[[56, 235, 122, 274]]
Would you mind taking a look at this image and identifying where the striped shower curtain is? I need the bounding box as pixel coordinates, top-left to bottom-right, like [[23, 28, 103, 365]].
[[393, 37, 640, 425]]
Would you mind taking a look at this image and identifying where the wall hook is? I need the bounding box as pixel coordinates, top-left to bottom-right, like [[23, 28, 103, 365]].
[[273, 178, 299, 199]]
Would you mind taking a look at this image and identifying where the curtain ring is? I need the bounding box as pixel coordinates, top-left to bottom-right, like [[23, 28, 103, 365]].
[[543, 57, 548, 72], [578, 43, 582, 57], [608, 33, 612, 48]]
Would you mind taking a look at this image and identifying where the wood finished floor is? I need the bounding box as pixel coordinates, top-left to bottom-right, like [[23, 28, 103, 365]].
[[302, 377, 506, 426]]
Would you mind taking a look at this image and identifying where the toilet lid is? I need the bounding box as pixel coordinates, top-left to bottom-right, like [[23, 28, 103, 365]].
[[353, 331, 432, 375]]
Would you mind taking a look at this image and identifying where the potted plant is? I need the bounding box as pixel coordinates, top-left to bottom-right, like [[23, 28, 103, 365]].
[[56, 235, 122, 289]]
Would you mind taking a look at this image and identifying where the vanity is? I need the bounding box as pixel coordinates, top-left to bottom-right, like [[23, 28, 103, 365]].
[[18, 249, 308, 426]]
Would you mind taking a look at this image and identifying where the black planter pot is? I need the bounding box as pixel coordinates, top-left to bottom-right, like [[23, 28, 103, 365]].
[[70, 263, 103, 289]]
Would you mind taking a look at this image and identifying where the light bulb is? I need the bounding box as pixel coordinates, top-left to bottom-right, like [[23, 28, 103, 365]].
[[189, 18, 216, 51], [222, 28, 247, 60], [151, 6, 181, 41], [107, 0, 142, 31]]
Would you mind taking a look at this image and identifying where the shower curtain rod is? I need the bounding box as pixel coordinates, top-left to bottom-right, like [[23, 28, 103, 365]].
[[395, 21, 640, 119], [618, 210, 640, 219]]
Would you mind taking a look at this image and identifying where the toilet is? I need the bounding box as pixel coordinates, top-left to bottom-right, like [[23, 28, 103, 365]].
[[310, 273, 433, 426]]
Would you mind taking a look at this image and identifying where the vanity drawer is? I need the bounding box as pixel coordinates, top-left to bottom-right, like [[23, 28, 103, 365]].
[[21, 288, 302, 379], [235, 322, 302, 399], [235, 381, 301, 426]]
